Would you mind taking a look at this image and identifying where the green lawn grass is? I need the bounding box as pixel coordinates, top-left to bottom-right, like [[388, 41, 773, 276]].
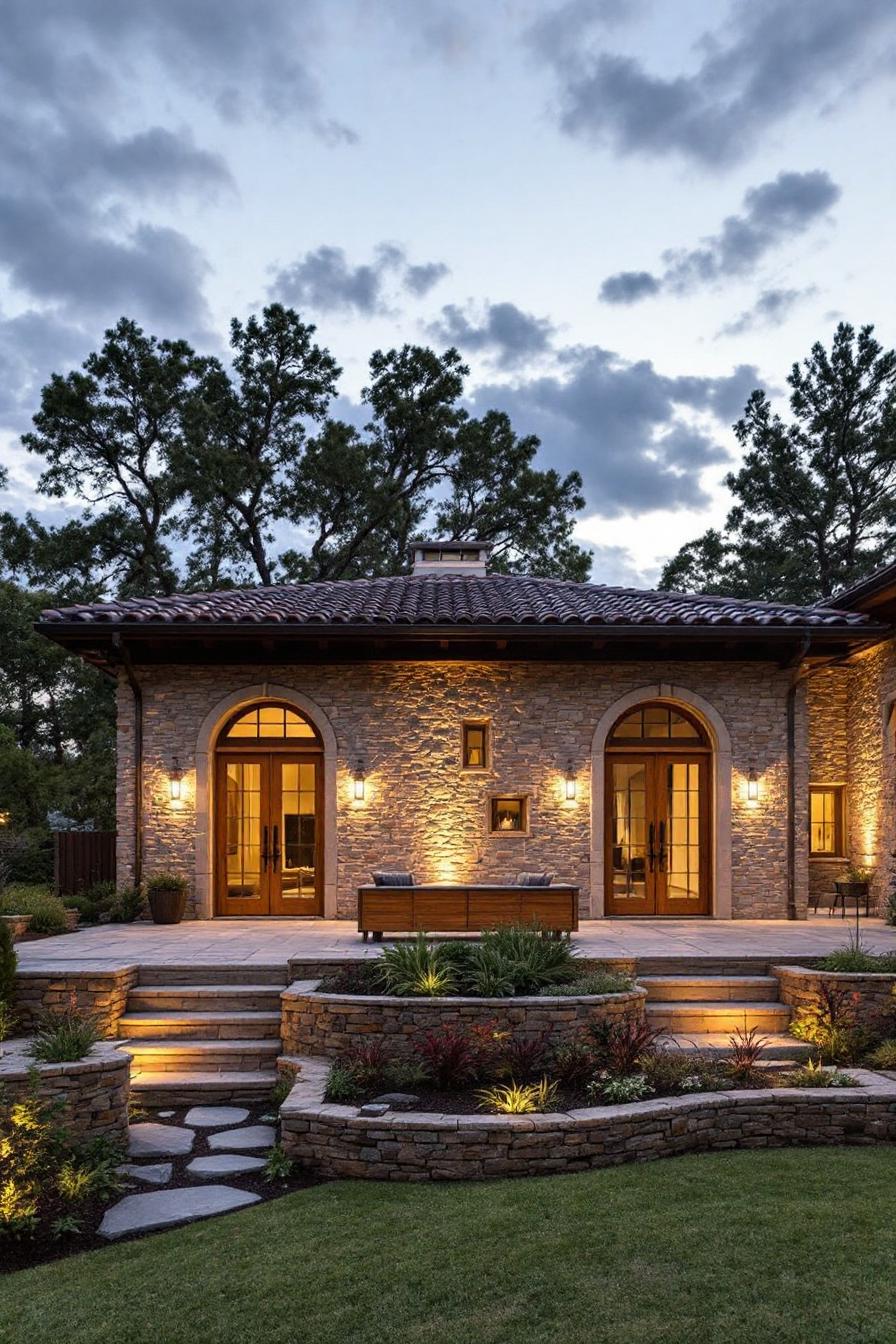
[[4, 1148, 896, 1344]]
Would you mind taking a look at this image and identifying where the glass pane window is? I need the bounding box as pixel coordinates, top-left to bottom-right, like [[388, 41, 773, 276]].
[[462, 722, 489, 769], [611, 761, 647, 900], [666, 761, 701, 902], [223, 704, 318, 742], [609, 704, 703, 744], [280, 761, 317, 898], [224, 762, 262, 900], [809, 786, 843, 855], [490, 796, 527, 833]]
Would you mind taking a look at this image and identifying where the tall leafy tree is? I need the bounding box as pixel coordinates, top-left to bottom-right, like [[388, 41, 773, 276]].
[[180, 304, 341, 585], [661, 324, 896, 603], [21, 318, 208, 596]]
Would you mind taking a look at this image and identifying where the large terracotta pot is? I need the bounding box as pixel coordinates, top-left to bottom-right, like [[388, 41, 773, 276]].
[[148, 886, 187, 925]]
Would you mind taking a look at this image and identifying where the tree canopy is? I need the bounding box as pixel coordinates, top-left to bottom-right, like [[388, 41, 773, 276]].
[[660, 324, 896, 603], [0, 307, 590, 854]]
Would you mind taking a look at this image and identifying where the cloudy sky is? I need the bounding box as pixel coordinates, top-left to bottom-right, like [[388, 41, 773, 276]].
[[1, 0, 894, 585]]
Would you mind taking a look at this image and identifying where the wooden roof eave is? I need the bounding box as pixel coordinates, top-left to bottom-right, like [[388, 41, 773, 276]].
[[33, 617, 894, 673]]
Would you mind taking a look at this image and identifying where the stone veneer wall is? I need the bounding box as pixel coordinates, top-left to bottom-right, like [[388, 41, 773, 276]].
[[116, 658, 809, 919], [14, 965, 139, 1038], [0, 1042, 130, 1143], [806, 667, 850, 909], [805, 639, 896, 915], [774, 965, 896, 1033], [281, 987, 647, 1061], [845, 640, 896, 914], [280, 1059, 896, 1181]]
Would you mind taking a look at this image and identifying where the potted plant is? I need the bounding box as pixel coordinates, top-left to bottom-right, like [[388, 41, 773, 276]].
[[835, 864, 874, 899], [145, 872, 189, 925]]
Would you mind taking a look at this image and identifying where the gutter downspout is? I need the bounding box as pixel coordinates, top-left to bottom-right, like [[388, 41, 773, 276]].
[[113, 634, 143, 887]]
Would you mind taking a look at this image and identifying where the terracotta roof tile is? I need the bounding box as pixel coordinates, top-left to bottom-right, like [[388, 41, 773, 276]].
[[39, 573, 873, 631]]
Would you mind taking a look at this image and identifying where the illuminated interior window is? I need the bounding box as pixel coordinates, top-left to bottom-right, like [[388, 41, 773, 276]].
[[809, 785, 844, 856], [222, 704, 319, 742], [610, 704, 705, 744], [462, 722, 489, 769], [489, 796, 528, 834]]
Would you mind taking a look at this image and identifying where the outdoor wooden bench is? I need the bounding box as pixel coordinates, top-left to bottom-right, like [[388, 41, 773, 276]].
[[357, 883, 579, 941]]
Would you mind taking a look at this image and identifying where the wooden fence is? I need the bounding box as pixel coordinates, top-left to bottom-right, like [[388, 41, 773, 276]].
[[54, 831, 116, 896]]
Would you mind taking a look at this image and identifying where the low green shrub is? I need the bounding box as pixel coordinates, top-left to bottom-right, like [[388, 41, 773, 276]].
[[28, 997, 100, 1063], [781, 1060, 856, 1088], [817, 944, 896, 973], [0, 917, 16, 1003], [263, 1145, 295, 1182], [641, 1050, 726, 1095], [589, 1073, 653, 1104], [0, 1085, 123, 1240], [865, 1038, 896, 1069], [325, 1063, 364, 1103], [476, 1078, 559, 1114], [323, 1041, 428, 1102], [378, 935, 457, 997], [540, 968, 634, 997], [790, 983, 871, 1063], [107, 886, 145, 923], [0, 886, 68, 934], [144, 872, 189, 895], [317, 961, 386, 994]]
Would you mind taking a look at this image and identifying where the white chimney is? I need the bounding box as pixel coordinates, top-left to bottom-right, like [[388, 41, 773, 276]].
[[410, 539, 492, 577]]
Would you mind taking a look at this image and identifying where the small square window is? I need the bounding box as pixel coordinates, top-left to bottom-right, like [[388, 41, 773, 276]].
[[490, 796, 528, 834], [462, 722, 489, 770], [809, 785, 845, 856]]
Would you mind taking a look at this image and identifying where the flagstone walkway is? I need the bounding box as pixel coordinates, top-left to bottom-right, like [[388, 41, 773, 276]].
[[102, 1104, 281, 1240]]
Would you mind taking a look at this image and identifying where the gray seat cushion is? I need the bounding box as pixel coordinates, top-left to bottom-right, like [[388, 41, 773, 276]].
[[516, 871, 553, 887], [372, 870, 415, 887]]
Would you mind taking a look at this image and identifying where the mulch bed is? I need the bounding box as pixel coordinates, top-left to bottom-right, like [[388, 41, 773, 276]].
[[2, 1102, 321, 1276]]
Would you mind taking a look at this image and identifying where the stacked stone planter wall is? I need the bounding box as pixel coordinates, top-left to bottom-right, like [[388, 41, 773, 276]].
[[1, 914, 32, 941], [280, 1062, 896, 1181], [14, 964, 139, 1038], [773, 965, 896, 1033], [0, 1041, 130, 1143], [280, 986, 647, 1061]]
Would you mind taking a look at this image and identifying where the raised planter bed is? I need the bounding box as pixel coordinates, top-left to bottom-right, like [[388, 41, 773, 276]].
[[0, 1039, 130, 1143], [0, 912, 32, 941], [280, 1059, 896, 1181], [280, 985, 647, 1061], [773, 965, 896, 1032]]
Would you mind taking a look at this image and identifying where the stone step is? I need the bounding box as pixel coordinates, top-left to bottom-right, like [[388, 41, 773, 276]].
[[137, 964, 288, 986], [658, 1032, 811, 1061], [118, 1011, 282, 1041], [128, 985, 283, 1013], [638, 975, 779, 1003], [130, 1070, 278, 1106], [645, 1000, 792, 1034], [121, 1038, 281, 1073]]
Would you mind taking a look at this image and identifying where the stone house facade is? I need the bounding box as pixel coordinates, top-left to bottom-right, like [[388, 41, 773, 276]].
[[37, 541, 896, 924]]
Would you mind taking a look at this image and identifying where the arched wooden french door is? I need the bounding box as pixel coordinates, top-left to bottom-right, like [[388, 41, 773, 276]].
[[214, 703, 324, 916], [605, 702, 712, 916]]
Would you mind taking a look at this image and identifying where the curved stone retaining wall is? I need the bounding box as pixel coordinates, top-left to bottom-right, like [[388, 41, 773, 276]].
[[281, 986, 647, 1061], [280, 1062, 896, 1181], [0, 1041, 130, 1143], [773, 965, 896, 1032]]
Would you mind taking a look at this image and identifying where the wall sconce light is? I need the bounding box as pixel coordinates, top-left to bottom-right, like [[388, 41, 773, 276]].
[[565, 762, 577, 802], [353, 761, 366, 802], [0, 810, 9, 826], [169, 757, 183, 803], [746, 766, 759, 804]]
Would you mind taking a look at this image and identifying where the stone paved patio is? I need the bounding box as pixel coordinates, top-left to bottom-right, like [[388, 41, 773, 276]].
[[14, 915, 896, 969]]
